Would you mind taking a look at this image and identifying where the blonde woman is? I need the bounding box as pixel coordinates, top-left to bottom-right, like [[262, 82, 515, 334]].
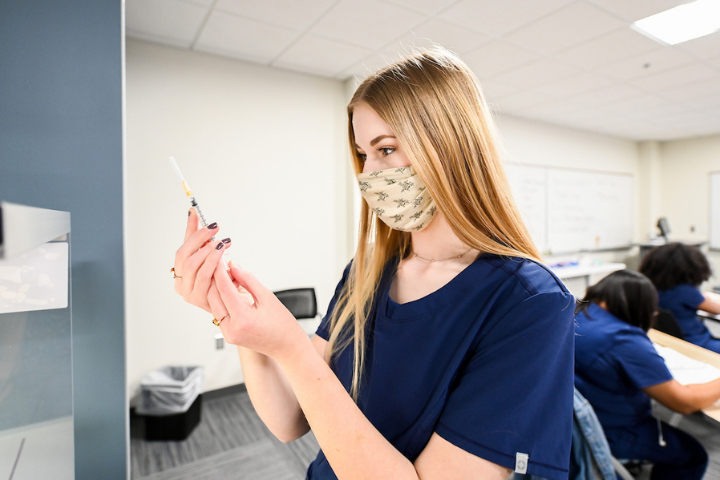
[[174, 48, 575, 480]]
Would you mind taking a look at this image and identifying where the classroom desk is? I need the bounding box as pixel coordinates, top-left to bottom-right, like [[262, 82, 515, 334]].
[[698, 310, 720, 323], [648, 329, 720, 422], [550, 262, 626, 298]]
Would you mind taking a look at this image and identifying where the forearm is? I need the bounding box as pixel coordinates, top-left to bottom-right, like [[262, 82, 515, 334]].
[[238, 346, 309, 442], [699, 292, 720, 315], [682, 378, 720, 412], [276, 343, 418, 480]]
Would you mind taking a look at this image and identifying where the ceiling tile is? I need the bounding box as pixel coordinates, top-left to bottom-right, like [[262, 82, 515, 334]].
[[662, 77, 720, 102], [533, 72, 615, 98], [494, 90, 556, 112], [489, 58, 582, 88], [195, 11, 300, 64], [708, 54, 720, 69], [439, 0, 574, 37], [309, 0, 427, 50], [599, 95, 670, 118], [675, 31, 720, 61], [520, 100, 590, 118], [214, 0, 337, 30], [595, 47, 695, 81], [462, 41, 539, 79], [340, 51, 400, 80], [392, 19, 491, 55], [380, 0, 458, 15], [556, 28, 662, 69], [273, 35, 372, 77], [585, 0, 691, 22], [629, 63, 720, 92], [126, 0, 209, 48], [477, 80, 519, 103], [572, 84, 646, 107], [503, 2, 625, 55]]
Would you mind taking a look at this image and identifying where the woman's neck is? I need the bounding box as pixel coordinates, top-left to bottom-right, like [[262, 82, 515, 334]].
[[409, 211, 474, 262]]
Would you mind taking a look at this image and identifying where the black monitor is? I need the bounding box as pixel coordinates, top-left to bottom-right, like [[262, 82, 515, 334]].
[[657, 217, 671, 241]]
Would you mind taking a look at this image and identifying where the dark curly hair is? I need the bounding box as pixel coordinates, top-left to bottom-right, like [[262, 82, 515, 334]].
[[639, 242, 712, 291], [576, 270, 658, 332]]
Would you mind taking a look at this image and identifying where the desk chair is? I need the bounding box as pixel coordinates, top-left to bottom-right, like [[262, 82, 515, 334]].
[[653, 308, 683, 340], [274, 287, 318, 320]]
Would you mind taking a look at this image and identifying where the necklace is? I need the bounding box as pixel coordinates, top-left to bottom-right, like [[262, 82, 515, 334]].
[[412, 247, 473, 262]]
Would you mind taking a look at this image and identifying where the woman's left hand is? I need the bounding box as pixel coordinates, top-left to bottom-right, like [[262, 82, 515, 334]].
[[209, 260, 311, 362]]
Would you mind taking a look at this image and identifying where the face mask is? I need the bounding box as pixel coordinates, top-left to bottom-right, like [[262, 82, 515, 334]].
[[357, 165, 438, 232]]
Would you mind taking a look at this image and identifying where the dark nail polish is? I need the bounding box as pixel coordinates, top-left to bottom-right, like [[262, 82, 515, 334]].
[[216, 241, 225, 250], [207, 222, 218, 229], [188, 209, 191, 217], [222, 238, 231, 243]]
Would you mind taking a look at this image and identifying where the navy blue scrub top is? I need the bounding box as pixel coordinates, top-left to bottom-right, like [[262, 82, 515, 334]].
[[308, 253, 576, 480], [659, 284, 709, 346], [574, 303, 673, 429]]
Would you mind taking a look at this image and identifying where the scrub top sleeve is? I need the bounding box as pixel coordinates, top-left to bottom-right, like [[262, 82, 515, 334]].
[[434, 291, 575, 480], [678, 284, 706, 309], [614, 331, 673, 389], [315, 262, 353, 341]]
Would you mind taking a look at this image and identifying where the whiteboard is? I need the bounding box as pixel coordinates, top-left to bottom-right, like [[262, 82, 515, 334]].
[[505, 164, 547, 253], [505, 164, 634, 255], [711, 173, 720, 250]]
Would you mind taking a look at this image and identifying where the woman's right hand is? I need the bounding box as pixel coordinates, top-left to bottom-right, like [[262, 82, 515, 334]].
[[173, 209, 230, 313]]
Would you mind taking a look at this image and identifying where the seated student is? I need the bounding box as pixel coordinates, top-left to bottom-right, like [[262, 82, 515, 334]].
[[574, 269, 720, 480], [640, 242, 720, 353]]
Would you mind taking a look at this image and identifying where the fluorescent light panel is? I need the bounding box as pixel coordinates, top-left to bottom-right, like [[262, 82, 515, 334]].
[[632, 0, 720, 45]]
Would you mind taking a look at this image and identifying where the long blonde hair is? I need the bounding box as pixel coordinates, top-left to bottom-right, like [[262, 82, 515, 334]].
[[328, 48, 541, 399]]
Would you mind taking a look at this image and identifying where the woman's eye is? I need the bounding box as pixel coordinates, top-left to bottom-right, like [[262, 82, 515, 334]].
[[357, 153, 367, 162], [379, 147, 395, 156]]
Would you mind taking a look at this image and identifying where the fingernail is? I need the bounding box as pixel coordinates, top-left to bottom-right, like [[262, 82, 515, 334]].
[[222, 238, 231, 243], [188, 209, 191, 217], [207, 222, 218, 229], [216, 241, 225, 250]]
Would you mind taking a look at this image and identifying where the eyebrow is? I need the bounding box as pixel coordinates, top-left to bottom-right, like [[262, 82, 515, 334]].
[[355, 135, 396, 150]]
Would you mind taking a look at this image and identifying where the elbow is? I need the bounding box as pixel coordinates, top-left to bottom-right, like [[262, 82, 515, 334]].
[[271, 424, 310, 444], [674, 403, 698, 415], [667, 397, 701, 415], [274, 432, 300, 444]]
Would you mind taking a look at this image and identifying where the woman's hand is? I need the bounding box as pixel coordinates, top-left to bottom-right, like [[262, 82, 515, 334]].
[[209, 260, 311, 363], [173, 209, 231, 313]]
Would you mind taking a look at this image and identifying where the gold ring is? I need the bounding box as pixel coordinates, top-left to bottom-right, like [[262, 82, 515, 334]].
[[212, 313, 229, 326], [171, 267, 182, 279]]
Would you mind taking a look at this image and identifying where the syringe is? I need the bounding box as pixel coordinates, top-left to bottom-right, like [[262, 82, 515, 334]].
[[169, 156, 215, 239]]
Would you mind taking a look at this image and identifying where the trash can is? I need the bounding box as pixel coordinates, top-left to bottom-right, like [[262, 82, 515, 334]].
[[136, 365, 204, 441]]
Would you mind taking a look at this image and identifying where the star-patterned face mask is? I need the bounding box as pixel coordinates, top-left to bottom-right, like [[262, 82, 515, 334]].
[[357, 165, 438, 232]]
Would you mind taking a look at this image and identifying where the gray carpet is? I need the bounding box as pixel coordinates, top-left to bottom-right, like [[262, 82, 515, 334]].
[[131, 389, 319, 479]]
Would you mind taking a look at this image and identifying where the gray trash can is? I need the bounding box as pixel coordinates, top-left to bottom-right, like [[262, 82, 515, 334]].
[[136, 365, 204, 441]]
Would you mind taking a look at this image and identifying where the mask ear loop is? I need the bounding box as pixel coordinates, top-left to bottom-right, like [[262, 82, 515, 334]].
[[657, 418, 667, 447]]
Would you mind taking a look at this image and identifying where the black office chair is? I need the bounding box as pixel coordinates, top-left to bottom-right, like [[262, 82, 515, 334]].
[[653, 308, 683, 340], [274, 287, 318, 320]]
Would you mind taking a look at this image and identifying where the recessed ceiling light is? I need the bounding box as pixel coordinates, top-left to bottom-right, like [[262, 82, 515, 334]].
[[632, 0, 720, 45]]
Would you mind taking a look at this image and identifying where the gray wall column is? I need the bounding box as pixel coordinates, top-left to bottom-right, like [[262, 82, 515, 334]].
[[0, 1, 126, 478]]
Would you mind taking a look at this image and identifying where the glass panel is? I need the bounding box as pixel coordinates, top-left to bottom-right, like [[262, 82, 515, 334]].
[[0, 235, 73, 480]]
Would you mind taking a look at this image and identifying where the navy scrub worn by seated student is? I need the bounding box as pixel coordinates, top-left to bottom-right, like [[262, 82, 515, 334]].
[[640, 242, 720, 353], [574, 270, 720, 480]]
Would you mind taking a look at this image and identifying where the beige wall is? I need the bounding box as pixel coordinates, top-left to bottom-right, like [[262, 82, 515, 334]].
[[659, 134, 720, 288], [125, 40, 352, 398]]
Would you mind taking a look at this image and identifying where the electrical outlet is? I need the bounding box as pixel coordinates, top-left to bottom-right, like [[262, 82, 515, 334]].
[[214, 333, 224, 350]]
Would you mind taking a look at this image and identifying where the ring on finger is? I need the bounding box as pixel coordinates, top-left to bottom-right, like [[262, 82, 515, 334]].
[[212, 312, 229, 326], [171, 267, 182, 279]]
